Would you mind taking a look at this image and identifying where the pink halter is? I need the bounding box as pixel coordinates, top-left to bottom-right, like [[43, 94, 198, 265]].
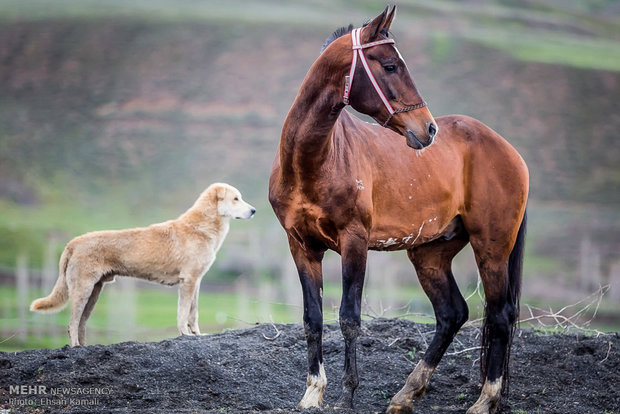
[[342, 27, 427, 127]]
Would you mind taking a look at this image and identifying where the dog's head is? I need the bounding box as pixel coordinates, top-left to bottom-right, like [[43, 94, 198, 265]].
[[211, 183, 256, 219]]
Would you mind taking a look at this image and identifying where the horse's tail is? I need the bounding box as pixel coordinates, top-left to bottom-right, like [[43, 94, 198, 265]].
[[507, 209, 526, 332], [480, 209, 527, 390], [30, 246, 71, 313]]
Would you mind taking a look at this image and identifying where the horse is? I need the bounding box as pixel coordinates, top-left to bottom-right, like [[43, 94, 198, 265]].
[[268, 6, 528, 414]]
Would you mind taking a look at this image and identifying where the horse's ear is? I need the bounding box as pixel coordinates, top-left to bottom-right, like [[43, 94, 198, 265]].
[[363, 5, 396, 42], [384, 5, 396, 31]]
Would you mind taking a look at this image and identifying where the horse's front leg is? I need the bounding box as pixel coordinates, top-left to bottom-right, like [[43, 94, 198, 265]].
[[335, 235, 368, 409], [288, 236, 327, 409]]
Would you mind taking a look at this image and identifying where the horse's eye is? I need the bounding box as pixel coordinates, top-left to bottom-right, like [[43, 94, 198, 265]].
[[383, 65, 396, 73], [234, 197, 239, 201]]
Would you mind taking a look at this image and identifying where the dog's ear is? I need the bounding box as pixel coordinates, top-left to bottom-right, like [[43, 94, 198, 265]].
[[215, 185, 226, 202]]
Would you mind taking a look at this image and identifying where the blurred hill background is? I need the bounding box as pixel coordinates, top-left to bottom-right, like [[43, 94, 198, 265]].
[[1, 0, 619, 350]]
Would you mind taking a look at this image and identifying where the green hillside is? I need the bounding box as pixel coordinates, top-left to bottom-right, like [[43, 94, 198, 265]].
[[1, 0, 619, 347]]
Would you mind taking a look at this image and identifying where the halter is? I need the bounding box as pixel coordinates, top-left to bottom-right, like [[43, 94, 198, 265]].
[[342, 27, 427, 127]]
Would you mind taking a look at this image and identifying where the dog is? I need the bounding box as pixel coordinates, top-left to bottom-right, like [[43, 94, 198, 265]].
[[30, 183, 255, 346]]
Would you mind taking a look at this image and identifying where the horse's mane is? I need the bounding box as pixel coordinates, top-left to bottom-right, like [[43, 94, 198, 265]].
[[320, 23, 391, 54], [320, 24, 354, 54]]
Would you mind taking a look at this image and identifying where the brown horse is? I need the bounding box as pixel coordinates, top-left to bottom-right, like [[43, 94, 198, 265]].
[[268, 6, 528, 414]]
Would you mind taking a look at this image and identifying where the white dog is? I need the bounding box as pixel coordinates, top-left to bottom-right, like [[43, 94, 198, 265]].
[[30, 183, 255, 346]]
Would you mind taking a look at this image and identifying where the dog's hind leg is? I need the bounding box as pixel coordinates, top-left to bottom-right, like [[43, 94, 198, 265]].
[[77, 280, 104, 346], [188, 283, 201, 335], [177, 276, 198, 335], [68, 279, 97, 347]]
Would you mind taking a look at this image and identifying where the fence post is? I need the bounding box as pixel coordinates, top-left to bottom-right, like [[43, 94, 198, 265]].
[[16, 252, 29, 342], [235, 277, 250, 327], [39, 236, 59, 339], [282, 255, 301, 322], [579, 236, 602, 292], [106, 278, 136, 344], [609, 259, 620, 302]]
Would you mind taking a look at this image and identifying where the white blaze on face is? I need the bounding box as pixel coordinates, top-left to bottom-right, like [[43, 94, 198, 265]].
[[394, 45, 410, 72]]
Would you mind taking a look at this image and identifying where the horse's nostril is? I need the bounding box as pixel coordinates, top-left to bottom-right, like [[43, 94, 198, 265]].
[[428, 122, 437, 139]]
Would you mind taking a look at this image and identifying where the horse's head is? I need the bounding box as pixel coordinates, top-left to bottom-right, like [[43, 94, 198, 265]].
[[331, 6, 437, 149]]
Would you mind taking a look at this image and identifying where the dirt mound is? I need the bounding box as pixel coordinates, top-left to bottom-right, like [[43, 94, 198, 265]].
[[1, 319, 618, 413]]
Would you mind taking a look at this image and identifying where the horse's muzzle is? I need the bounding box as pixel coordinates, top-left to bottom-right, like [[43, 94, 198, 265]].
[[405, 129, 434, 150]]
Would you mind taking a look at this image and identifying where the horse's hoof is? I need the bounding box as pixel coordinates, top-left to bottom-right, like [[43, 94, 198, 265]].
[[333, 396, 353, 410], [467, 377, 502, 414], [466, 403, 499, 414], [386, 403, 414, 414]]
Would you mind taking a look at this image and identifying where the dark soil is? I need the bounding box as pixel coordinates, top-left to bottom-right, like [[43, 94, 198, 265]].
[[1, 319, 618, 413]]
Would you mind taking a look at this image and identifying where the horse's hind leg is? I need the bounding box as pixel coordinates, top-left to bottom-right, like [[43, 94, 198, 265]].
[[466, 253, 512, 414], [77, 280, 104, 346], [466, 212, 525, 414], [387, 237, 468, 414]]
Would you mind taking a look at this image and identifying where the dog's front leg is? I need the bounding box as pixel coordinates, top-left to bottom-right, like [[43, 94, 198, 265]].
[[188, 283, 201, 335], [177, 276, 197, 336]]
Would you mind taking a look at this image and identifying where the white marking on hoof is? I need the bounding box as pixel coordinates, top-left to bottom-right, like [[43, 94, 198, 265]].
[[467, 377, 503, 414], [388, 360, 436, 412], [404, 360, 435, 399], [298, 363, 327, 409]]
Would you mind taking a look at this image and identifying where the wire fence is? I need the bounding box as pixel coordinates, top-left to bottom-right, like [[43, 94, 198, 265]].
[[1, 231, 619, 351]]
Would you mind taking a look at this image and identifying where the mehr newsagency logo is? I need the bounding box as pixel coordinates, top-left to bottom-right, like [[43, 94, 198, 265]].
[[5, 384, 112, 409]]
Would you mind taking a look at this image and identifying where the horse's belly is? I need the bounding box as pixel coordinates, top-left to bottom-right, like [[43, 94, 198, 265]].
[[368, 213, 460, 251], [368, 220, 430, 251]]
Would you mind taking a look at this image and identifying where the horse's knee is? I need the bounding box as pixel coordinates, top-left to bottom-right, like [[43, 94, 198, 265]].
[[303, 307, 323, 338], [339, 315, 361, 340]]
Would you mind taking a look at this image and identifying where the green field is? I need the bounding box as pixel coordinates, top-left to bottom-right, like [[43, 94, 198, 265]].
[[1, 283, 299, 352], [2, 270, 615, 353], [1, 0, 619, 351]]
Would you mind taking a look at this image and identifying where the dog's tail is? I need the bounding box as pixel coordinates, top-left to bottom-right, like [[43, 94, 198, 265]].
[[30, 247, 71, 313]]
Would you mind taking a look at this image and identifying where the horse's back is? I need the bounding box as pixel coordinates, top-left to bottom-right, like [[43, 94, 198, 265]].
[[436, 114, 524, 160], [440, 114, 527, 190]]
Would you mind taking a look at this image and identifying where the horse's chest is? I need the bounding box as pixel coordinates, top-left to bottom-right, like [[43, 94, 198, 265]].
[[279, 200, 342, 250]]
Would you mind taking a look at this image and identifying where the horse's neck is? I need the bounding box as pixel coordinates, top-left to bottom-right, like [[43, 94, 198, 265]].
[[278, 60, 346, 182]]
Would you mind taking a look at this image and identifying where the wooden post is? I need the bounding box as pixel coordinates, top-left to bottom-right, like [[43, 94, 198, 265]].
[[235, 277, 250, 327], [16, 252, 29, 342], [106, 277, 136, 344], [39, 236, 58, 339], [282, 255, 301, 322], [609, 260, 620, 302]]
